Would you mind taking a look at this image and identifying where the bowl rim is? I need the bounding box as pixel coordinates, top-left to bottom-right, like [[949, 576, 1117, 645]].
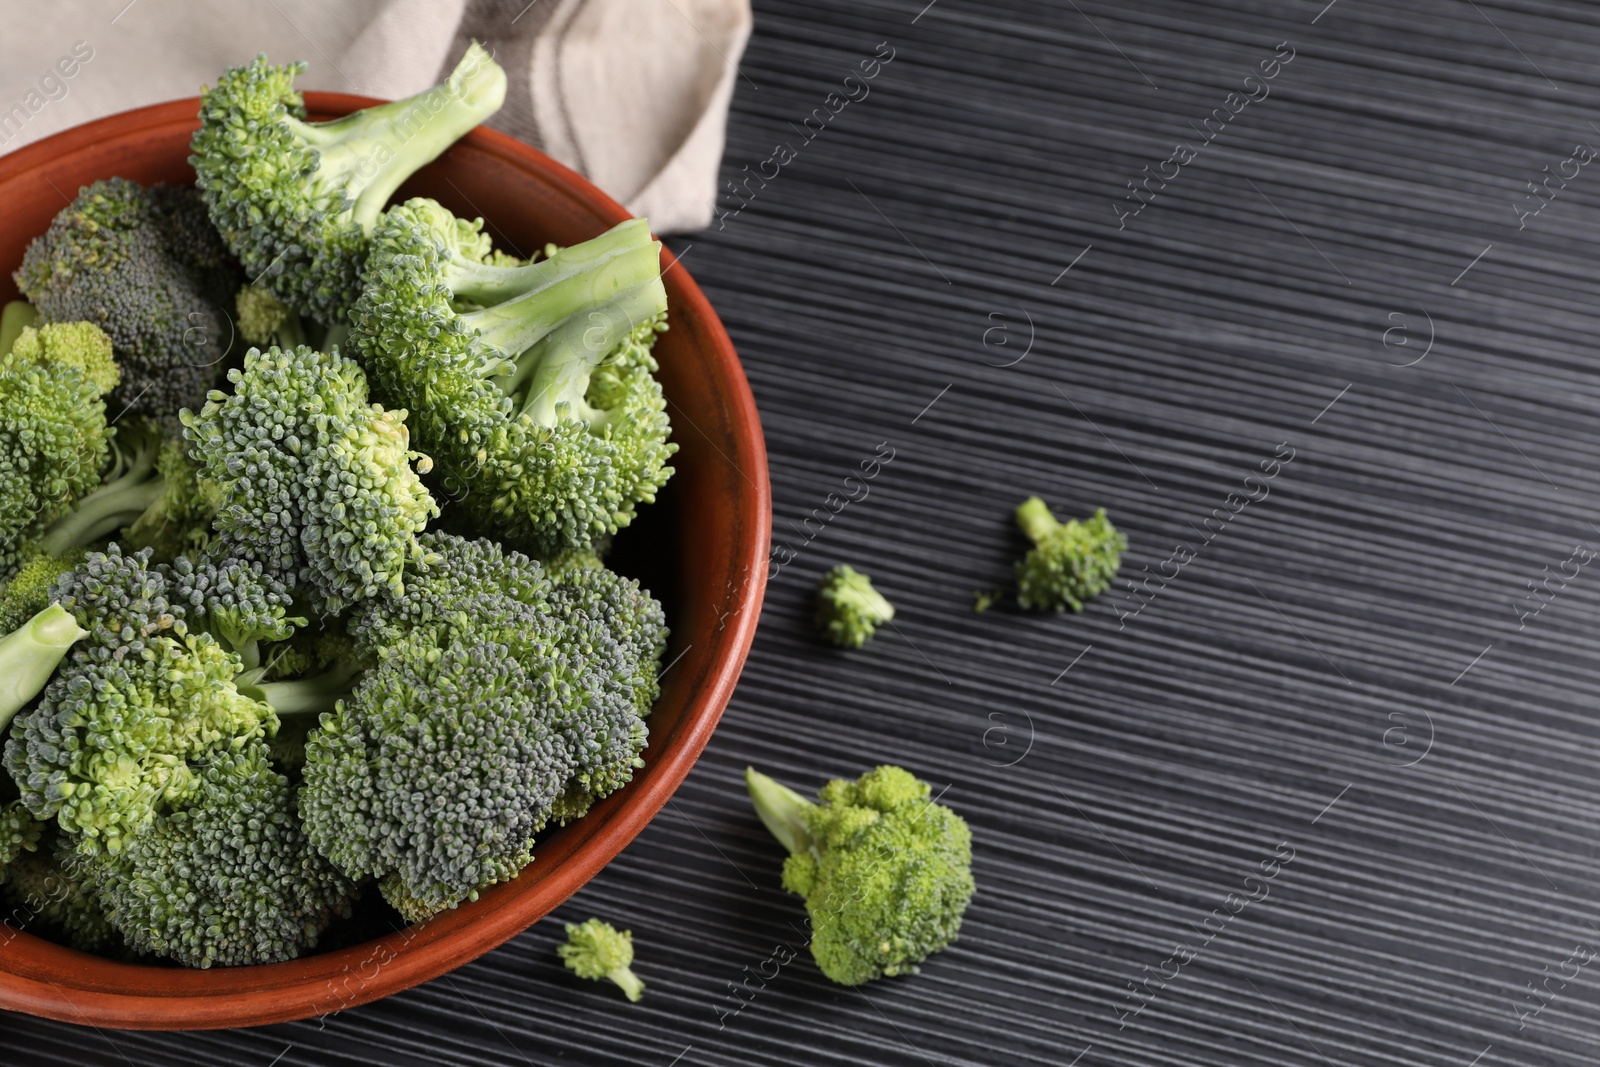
[[0, 93, 770, 1029]]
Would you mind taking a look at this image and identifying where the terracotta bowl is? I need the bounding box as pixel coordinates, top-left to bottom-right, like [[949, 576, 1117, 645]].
[[0, 95, 769, 1029]]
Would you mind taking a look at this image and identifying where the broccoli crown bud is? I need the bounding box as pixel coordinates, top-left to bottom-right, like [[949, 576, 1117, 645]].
[[1, 547, 300, 853], [0, 322, 118, 581], [14, 178, 237, 420], [1013, 498, 1127, 612], [559, 918, 645, 1002], [351, 199, 675, 554], [84, 742, 356, 967], [184, 344, 439, 614], [0, 799, 44, 874], [191, 47, 507, 323], [748, 765, 975, 986], [815, 565, 895, 648], [1, 831, 121, 954]]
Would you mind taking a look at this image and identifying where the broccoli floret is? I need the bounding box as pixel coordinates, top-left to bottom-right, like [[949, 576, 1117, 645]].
[[0, 300, 37, 356], [746, 765, 975, 985], [0, 602, 88, 733], [2, 547, 304, 853], [350, 198, 674, 554], [183, 344, 439, 614], [14, 179, 239, 420], [0, 799, 45, 876], [815, 565, 894, 648], [235, 283, 307, 349], [0, 321, 118, 582], [191, 45, 507, 324], [1, 830, 121, 954], [0, 548, 87, 634], [82, 742, 355, 967], [559, 918, 644, 1002], [1013, 497, 1126, 612]]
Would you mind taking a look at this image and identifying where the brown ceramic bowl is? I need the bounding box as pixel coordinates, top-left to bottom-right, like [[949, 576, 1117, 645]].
[[0, 95, 769, 1029]]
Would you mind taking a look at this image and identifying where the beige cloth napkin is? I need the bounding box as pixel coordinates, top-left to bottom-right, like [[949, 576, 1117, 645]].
[[0, 0, 751, 233]]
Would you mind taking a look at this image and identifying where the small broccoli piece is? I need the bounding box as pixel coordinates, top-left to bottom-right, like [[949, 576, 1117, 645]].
[[972, 588, 1002, 613], [192, 45, 507, 323], [82, 742, 355, 967], [0, 602, 88, 733], [14, 179, 239, 420], [815, 565, 894, 648], [235, 283, 306, 349], [1013, 497, 1127, 612], [0, 321, 118, 581], [746, 765, 975, 985], [2, 547, 304, 852], [1, 830, 120, 953], [0, 300, 37, 356], [559, 918, 644, 1002], [183, 344, 439, 613], [351, 198, 674, 554]]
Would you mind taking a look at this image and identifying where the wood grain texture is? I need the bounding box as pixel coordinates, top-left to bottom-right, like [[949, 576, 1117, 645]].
[[6, 0, 1600, 1062]]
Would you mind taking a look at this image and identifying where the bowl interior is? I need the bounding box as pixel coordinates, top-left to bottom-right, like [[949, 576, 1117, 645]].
[[0, 94, 768, 1029]]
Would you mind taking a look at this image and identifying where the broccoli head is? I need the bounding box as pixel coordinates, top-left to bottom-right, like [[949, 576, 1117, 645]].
[[559, 918, 645, 1002], [82, 742, 355, 967], [351, 198, 674, 554], [1, 829, 121, 954], [2, 546, 303, 853], [234, 283, 306, 350], [0, 321, 118, 582], [815, 565, 894, 648], [192, 45, 507, 323], [14, 178, 239, 420], [1013, 497, 1126, 612], [184, 344, 439, 614], [0, 548, 88, 634], [746, 765, 974, 985]]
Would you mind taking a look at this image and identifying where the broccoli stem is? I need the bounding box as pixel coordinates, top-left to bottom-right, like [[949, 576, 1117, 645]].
[[0, 603, 87, 731], [252, 660, 365, 718], [35, 440, 165, 557], [746, 768, 817, 857], [0, 300, 36, 358], [609, 965, 646, 1004], [445, 218, 649, 306], [1015, 496, 1061, 545], [293, 44, 507, 231], [516, 279, 667, 424]]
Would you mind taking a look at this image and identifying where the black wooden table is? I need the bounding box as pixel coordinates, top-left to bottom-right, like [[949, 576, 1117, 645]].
[[10, 0, 1600, 1063]]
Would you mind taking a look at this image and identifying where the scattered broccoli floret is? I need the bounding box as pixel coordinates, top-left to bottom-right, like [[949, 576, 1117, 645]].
[[14, 179, 239, 420], [0, 602, 88, 733], [1013, 497, 1126, 612], [0, 300, 37, 357], [82, 742, 355, 967], [351, 198, 674, 554], [235, 283, 306, 350], [815, 565, 894, 648], [192, 45, 507, 323], [746, 765, 975, 985], [0, 321, 118, 582], [972, 588, 1002, 613], [1, 547, 304, 853], [184, 344, 439, 614], [559, 918, 645, 1002]]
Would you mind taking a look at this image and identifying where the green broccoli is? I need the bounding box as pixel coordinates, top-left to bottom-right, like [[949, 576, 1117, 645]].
[[815, 565, 894, 648], [1, 547, 305, 852], [746, 765, 975, 985], [183, 344, 439, 613], [1, 829, 120, 954], [191, 45, 507, 324], [0, 321, 119, 582], [81, 742, 354, 967], [0, 799, 44, 878], [14, 178, 239, 420], [0, 602, 87, 732], [559, 918, 644, 1002], [301, 533, 667, 921], [1013, 497, 1127, 612], [0, 300, 37, 356], [235, 282, 306, 350], [350, 198, 674, 554]]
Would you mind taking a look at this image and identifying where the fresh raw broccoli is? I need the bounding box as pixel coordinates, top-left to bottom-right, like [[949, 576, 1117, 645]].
[[1, 828, 121, 954], [183, 344, 439, 614], [815, 565, 894, 648], [0, 300, 37, 356], [235, 282, 306, 349], [14, 178, 239, 420], [0, 321, 119, 582], [0, 602, 87, 732], [191, 45, 507, 323], [559, 918, 645, 1002], [81, 742, 355, 967], [746, 765, 975, 985], [0, 799, 44, 877], [0, 550, 87, 633], [351, 198, 674, 554], [300, 532, 666, 920], [2, 547, 306, 853], [1013, 497, 1127, 612]]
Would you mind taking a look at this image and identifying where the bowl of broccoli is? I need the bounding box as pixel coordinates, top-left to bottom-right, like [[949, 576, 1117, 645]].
[[0, 51, 769, 1029]]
